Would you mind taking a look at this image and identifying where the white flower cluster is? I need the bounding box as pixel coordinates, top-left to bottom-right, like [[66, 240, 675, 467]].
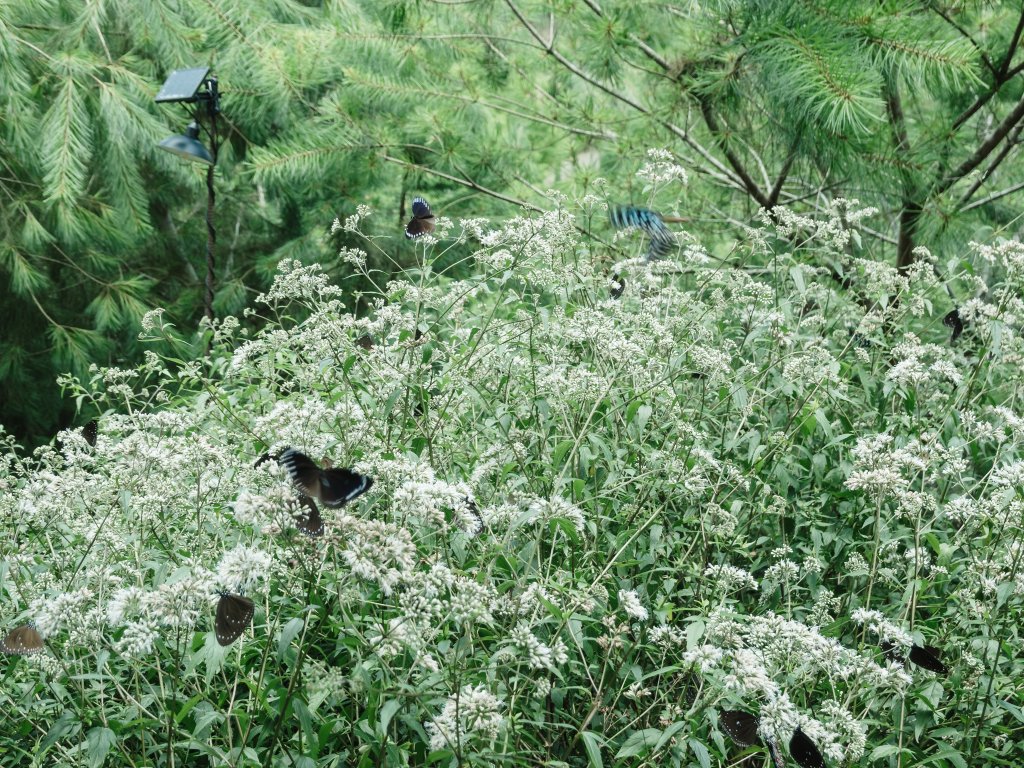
[[509, 622, 569, 672], [392, 468, 478, 533], [336, 513, 417, 596], [636, 148, 689, 186], [617, 589, 649, 621], [849, 608, 913, 647], [704, 564, 758, 593], [425, 684, 505, 752], [255, 259, 344, 304], [217, 544, 273, 593]]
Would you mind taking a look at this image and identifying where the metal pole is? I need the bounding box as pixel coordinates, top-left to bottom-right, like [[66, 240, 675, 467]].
[[203, 78, 219, 323]]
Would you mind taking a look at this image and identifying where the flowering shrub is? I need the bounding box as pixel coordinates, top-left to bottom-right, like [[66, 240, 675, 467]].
[[2, 185, 1024, 766]]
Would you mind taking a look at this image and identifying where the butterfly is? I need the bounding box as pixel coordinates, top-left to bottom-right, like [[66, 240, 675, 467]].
[[609, 205, 678, 260], [355, 334, 375, 350], [719, 711, 826, 768], [293, 494, 324, 537], [881, 641, 948, 674], [610, 272, 625, 299], [215, 592, 255, 647], [82, 419, 98, 447], [1, 623, 44, 655], [277, 448, 374, 508], [405, 197, 436, 239], [943, 308, 964, 343]]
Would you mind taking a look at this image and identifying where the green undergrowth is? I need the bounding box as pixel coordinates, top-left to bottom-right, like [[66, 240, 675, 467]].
[[1, 195, 1023, 768]]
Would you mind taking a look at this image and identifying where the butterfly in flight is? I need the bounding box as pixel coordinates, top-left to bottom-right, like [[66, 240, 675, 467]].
[[405, 197, 436, 239], [1, 624, 44, 655], [609, 205, 679, 260], [278, 448, 374, 508], [943, 308, 964, 343], [881, 641, 948, 674], [719, 710, 826, 768], [215, 592, 255, 647]]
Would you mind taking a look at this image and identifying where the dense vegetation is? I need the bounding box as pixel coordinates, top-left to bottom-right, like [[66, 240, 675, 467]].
[[4, 0, 1024, 444], [3, 1, 1024, 767]]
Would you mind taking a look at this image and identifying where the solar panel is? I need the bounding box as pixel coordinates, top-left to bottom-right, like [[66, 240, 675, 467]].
[[155, 67, 211, 103]]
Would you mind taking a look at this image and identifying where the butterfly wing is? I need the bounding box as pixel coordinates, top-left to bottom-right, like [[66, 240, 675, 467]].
[[789, 727, 826, 768], [278, 448, 324, 500], [411, 197, 431, 218], [318, 468, 374, 508], [909, 644, 948, 674], [943, 308, 964, 342], [1, 624, 43, 655], [609, 205, 675, 260], [720, 710, 762, 747], [254, 452, 277, 469], [405, 215, 436, 239], [405, 197, 436, 239], [215, 593, 255, 647], [82, 419, 98, 447], [294, 495, 324, 537], [610, 273, 625, 299]]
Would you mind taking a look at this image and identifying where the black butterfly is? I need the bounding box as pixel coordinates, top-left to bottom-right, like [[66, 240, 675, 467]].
[[720, 711, 826, 768], [355, 334, 375, 350], [943, 308, 964, 343], [881, 641, 948, 674], [609, 205, 677, 260], [215, 593, 255, 647], [405, 197, 436, 239], [789, 727, 826, 768], [293, 494, 324, 537], [278, 448, 374, 508], [720, 710, 761, 747], [1, 623, 44, 655], [610, 272, 625, 299], [82, 419, 98, 447]]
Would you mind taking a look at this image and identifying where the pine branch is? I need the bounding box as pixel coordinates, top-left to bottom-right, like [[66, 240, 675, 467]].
[[936, 92, 1024, 197], [698, 98, 770, 208], [501, 0, 745, 192]]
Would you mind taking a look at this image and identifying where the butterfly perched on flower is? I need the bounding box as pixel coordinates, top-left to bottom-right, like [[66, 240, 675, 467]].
[[881, 641, 948, 674], [610, 272, 625, 299], [215, 592, 255, 647], [609, 205, 678, 260], [405, 197, 436, 239], [277, 448, 374, 508], [1, 623, 44, 655], [719, 711, 826, 768], [82, 419, 98, 447], [943, 308, 964, 343]]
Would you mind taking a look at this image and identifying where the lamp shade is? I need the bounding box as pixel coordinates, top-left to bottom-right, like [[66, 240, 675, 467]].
[[157, 122, 214, 165]]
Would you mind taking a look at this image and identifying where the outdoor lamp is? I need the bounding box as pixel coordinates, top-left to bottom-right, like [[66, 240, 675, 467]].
[[157, 122, 214, 165], [154, 66, 221, 322]]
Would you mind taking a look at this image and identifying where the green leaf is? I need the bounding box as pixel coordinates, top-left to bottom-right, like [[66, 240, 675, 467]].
[[86, 726, 116, 768], [581, 731, 604, 768], [614, 729, 661, 759], [688, 737, 711, 768]]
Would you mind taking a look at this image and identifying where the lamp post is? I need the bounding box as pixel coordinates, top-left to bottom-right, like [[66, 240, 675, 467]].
[[155, 67, 220, 323]]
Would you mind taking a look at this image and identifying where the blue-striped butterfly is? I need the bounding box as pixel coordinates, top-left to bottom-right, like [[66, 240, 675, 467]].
[[405, 197, 436, 239], [278, 448, 374, 508], [609, 205, 677, 260]]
